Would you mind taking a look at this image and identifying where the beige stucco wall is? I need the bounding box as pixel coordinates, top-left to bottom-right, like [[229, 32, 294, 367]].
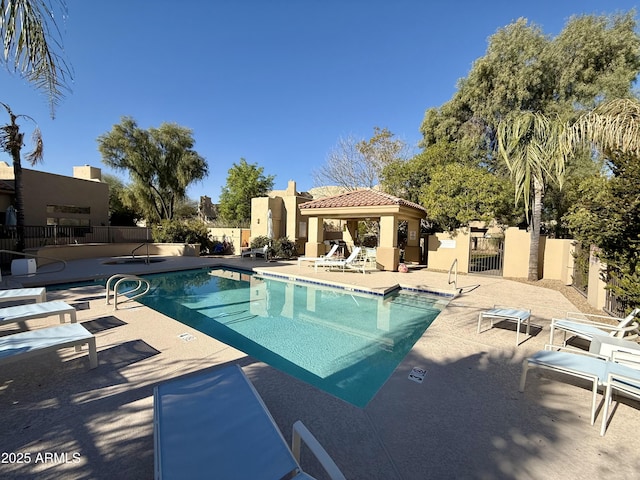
[[542, 238, 574, 284], [207, 228, 248, 253], [502, 228, 531, 278], [587, 246, 607, 310], [427, 231, 470, 272], [0, 163, 109, 226], [31, 243, 200, 267], [251, 181, 312, 254], [250, 197, 280, 241]]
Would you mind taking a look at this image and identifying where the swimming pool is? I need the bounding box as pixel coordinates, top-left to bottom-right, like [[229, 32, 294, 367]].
[[137, 268, 449, 407]]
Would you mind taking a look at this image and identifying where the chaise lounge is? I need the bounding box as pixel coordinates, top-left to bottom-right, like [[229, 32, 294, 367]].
[[0, 300, 77, 330], [315, 247, 365, 274], [0, 287, 47, 304], [297, 243, 339, 268], [153, 364, 346, 480], [520, 346, 640, 425], [549, 308, 640, 348], [241, 245, 269, 260], [0, 323, 98, 369]]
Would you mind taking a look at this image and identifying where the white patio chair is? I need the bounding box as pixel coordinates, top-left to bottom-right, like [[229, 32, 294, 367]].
[[241, 245, 268, 260], [314, 247, 364, 273], [297, 244, 339, 267], [549, 308, 640, 348]]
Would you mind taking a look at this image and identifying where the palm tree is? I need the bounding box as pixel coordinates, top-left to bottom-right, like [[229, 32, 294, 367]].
[[0, 102, 43, 251], [1, 0, 72, 117], [497, 111, 570, 281]]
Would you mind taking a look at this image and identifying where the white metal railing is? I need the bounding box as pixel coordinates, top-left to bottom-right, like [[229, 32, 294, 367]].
[[105, 274, 151, 310], [448, 258, 458, 291], [0, 249, 67, 275], [131, 242, 151, 263]]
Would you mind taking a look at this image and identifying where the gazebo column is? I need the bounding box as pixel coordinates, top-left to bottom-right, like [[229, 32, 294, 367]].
[[377, 214, 399, 271], [304, 216, 325, 257], [343, 220, 359, 251], [404, 218, 421, 263]]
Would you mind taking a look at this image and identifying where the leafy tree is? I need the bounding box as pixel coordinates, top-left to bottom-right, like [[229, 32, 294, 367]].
[[218, 158, 274, 224], [1, 0, 73, 117], [419, 163, 514, 232], [382, 140, 473, 204], [98, 117, 208, 223], [0, 103, 42, 251], [313, 127, 407, 190], [421, 13, 640, 155], [565, 98, 640, 307], [419, 11, 640, 279], [103, 174, 142, 226]]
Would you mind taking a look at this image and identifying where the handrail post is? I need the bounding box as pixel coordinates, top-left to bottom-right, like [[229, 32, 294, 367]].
[[448, 258, 458, 291]]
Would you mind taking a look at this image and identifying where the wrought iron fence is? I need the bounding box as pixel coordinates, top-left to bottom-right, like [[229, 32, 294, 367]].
[[0, 225, 152, 270], [604, 271, 630, 318], [469, 236, 504, 276]]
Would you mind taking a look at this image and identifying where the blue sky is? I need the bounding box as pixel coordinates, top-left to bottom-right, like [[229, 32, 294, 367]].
[[1, 0, 638, 203]]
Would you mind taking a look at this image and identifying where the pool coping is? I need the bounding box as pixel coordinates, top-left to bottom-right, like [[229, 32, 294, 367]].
[[253, 267, 457, 299]]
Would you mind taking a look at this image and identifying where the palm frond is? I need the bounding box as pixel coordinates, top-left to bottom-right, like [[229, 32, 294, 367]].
[[1, 0, 72, 118], [497, 111, 569, 218], [571, 98, 640, 157]]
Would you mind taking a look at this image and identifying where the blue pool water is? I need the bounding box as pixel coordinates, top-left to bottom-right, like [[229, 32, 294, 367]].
[[135, 268, 449, 407]]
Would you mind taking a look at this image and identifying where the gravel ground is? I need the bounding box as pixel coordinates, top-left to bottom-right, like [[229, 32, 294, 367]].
[[508, 277, 607, 316]]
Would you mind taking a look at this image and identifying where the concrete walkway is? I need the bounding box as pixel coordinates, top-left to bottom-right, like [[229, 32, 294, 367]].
[[0, 256, 638, 479]]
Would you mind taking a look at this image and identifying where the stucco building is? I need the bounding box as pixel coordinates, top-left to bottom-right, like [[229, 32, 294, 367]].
[[0, 162, 109, 227]]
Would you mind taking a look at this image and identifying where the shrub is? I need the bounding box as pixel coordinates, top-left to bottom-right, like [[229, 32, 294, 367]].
[[273, 237, 297, 259], [250, 236, 296, 259], [152, 219, 214, 255], [250, 236, 271, 249]]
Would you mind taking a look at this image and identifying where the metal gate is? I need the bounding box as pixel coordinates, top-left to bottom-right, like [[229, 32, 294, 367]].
[[469, 235, 504, 276]]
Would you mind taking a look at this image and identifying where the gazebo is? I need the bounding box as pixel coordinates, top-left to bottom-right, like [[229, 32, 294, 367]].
[[299, 189, 427, 271]]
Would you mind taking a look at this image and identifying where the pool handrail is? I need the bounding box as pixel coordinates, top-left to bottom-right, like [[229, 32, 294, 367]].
[[0, 249, 67, 275], [131, 242, 151, 263], [448, 258, 458, 291], [105, 273, 151, 310]]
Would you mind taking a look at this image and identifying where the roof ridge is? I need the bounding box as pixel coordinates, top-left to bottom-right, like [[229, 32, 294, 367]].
[[300, 188, 426, 212]]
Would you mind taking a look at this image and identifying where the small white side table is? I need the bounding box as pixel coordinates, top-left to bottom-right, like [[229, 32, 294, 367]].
[[478, 307, 531, 346]]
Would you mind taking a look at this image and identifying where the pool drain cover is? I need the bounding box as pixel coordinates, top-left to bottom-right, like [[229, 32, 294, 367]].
[[408, 367, 426, 383]]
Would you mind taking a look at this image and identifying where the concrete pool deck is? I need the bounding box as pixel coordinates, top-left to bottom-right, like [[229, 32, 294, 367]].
[[1, 255, 639, 479]]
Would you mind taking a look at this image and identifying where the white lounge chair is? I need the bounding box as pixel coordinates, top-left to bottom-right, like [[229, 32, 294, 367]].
[[153, 364, 346, 480], [241, 245, 268, 260], [0, 287, 47, 304], [315, 247, 365, 274], [601, 350, 640, 435], [297, 244, 339, 268], [0, 300, 77, 329], [550, 308, 640, 348], [520, 346, 640, 425], [0, 323, 97, 369]]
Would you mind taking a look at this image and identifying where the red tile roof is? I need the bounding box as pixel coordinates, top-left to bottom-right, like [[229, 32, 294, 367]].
[[300, 189, 426, 212]]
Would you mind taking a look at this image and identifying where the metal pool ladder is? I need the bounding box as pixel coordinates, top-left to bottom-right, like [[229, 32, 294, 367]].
[[105, 274, 151, 310]]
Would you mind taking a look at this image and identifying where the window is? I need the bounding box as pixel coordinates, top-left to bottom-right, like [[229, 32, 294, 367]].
[[47, 218, 90, 227], [46, 204, 91, 214]]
